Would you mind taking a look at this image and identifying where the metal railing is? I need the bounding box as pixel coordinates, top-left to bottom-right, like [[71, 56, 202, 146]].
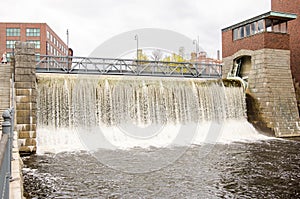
[[0, 108, 14, 199], [36, 55, 222, 78]]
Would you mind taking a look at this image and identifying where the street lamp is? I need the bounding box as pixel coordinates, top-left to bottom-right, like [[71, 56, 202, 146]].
[[134, 34, 139, 60], [193, 39, 199, 61]]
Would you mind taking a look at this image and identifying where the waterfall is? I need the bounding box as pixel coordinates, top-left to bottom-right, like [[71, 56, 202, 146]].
[[36, 75, 268, 153]]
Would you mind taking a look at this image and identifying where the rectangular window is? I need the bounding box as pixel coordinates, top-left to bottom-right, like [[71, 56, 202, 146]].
[[251, 22, 257, 34], [265, 19, 272, 32], [240, 27, 245, 38], [280, 22, 287, 33], [6, 40, 19, 48], [47, 31, 50, 39], [26, 28, 40, 36], [27, 40, 41, 49], [35, 53, 40, 61], [233, 28, 239, 40], [258, 20, 264, 32], [6, 28, 20, 36], [6, 52, 13, 62], [245, 24, 251, 37]]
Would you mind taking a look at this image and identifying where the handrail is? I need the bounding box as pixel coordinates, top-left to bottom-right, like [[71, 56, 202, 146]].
[[0, 109, 13, 199], [36, 55, 223, 78], [0, 134, 9, 199]]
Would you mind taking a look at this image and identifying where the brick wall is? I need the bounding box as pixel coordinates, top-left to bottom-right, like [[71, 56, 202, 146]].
[[222, 30, 290, 58], [272, 0, 300, 83]]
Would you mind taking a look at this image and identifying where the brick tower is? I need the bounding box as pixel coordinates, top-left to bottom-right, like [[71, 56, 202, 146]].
[[272, 0, 300, 109], [222, 10, 300, 137]]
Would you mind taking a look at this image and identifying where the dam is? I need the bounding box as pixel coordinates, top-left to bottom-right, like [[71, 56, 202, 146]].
[[1, 33, 300, 197]]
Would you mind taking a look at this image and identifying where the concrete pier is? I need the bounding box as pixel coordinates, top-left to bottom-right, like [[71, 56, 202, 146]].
[[14, 42, 37, 154]]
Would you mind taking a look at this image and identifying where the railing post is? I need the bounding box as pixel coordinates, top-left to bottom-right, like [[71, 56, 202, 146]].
[[2, 110, 11, 136], [9, 108, 14, 161]]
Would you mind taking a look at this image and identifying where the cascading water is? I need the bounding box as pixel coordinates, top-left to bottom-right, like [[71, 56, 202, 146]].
[[36, 75, 268, 153]]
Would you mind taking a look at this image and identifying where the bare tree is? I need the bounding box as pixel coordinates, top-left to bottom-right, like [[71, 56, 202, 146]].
[[151, 49, 163, 61]]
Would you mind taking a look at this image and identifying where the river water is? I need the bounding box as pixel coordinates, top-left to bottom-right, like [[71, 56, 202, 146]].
[[22, 138, 300, 199]]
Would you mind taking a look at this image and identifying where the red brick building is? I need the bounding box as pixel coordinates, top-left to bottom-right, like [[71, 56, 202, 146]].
[[271, 0, 300, 85], [221, 4, 300, 137], [0, 23, 69, 62]]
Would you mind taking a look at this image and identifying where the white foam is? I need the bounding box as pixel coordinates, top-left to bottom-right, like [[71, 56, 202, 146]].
[[37, 120, 273, 154], [37, 127, 85, 154]]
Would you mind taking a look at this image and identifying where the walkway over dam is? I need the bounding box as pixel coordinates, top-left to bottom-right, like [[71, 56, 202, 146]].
[[36, 55, 222, 78]]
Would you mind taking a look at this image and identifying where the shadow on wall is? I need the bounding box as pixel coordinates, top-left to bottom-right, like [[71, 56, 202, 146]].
[[293, 78, 300, 116], [246, 93, 274, 136]]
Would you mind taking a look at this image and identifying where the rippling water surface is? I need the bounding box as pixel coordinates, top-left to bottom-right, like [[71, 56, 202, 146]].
[[22, 139, 300, 199]]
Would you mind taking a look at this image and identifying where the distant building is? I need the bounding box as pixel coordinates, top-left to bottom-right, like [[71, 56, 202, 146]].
[[0, 22, 69, 62]]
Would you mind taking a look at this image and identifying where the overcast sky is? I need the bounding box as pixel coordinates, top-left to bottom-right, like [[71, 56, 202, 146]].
[[1, 0, 270, 58]]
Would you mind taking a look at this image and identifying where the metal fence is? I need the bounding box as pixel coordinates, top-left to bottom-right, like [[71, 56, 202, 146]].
[[0, 108, 14, 199], [36, 55, 222, 78]]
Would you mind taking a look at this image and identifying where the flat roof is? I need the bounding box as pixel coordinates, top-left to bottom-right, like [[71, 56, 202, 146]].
[[222, 11, 297, 32]]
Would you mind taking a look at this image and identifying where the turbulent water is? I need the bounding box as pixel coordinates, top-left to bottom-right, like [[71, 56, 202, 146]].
[[22, 140, 300, 198], [22, 75, 300, 198]]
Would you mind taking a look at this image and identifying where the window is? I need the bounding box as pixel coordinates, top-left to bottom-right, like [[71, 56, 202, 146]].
[[245, 24, 251, 37], [27, 40, 41, 49], [6, 52, 13, 62], [265, 19, 272, 32], [280, 22, 287, 33], [47, 31, 50, 39], [35, 53, 40, 61], [6, 40, 18, 48], [233, 28, 239, 40], [6, 28, 20, 36], [240, 27, 245, 38], [251, 22, 257, 34], [258, 20, 264, 32], [26, 28, 40, 36]]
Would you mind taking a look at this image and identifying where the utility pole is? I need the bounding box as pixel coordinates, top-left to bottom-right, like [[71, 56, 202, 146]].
[[67, 29, 69, 55], [134, 34, 139, 60]]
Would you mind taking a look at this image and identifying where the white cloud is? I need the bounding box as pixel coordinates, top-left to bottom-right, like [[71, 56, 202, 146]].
[[1, 0, 271, 58]]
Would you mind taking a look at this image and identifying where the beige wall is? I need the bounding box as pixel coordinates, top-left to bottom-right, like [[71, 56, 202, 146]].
[[224, 48, 300, 137]]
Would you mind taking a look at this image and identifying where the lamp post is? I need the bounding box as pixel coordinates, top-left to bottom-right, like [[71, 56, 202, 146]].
[[134, 34, 139, 60], [193, 38, 199, 61]]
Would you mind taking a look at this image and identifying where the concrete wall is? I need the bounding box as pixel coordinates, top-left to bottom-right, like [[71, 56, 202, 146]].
[[0, 63, 11, 131], [14, 42, 37, 153], [223, 48, 300, 137]]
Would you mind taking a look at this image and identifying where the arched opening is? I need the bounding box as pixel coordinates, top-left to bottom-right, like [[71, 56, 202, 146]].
[[228, 55, 251, 81]]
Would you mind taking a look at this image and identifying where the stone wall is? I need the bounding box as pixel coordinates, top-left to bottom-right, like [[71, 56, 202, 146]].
[[14, 42, 37, 153], [0, 63, 11, 131], [223, 48, 300, 137]]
